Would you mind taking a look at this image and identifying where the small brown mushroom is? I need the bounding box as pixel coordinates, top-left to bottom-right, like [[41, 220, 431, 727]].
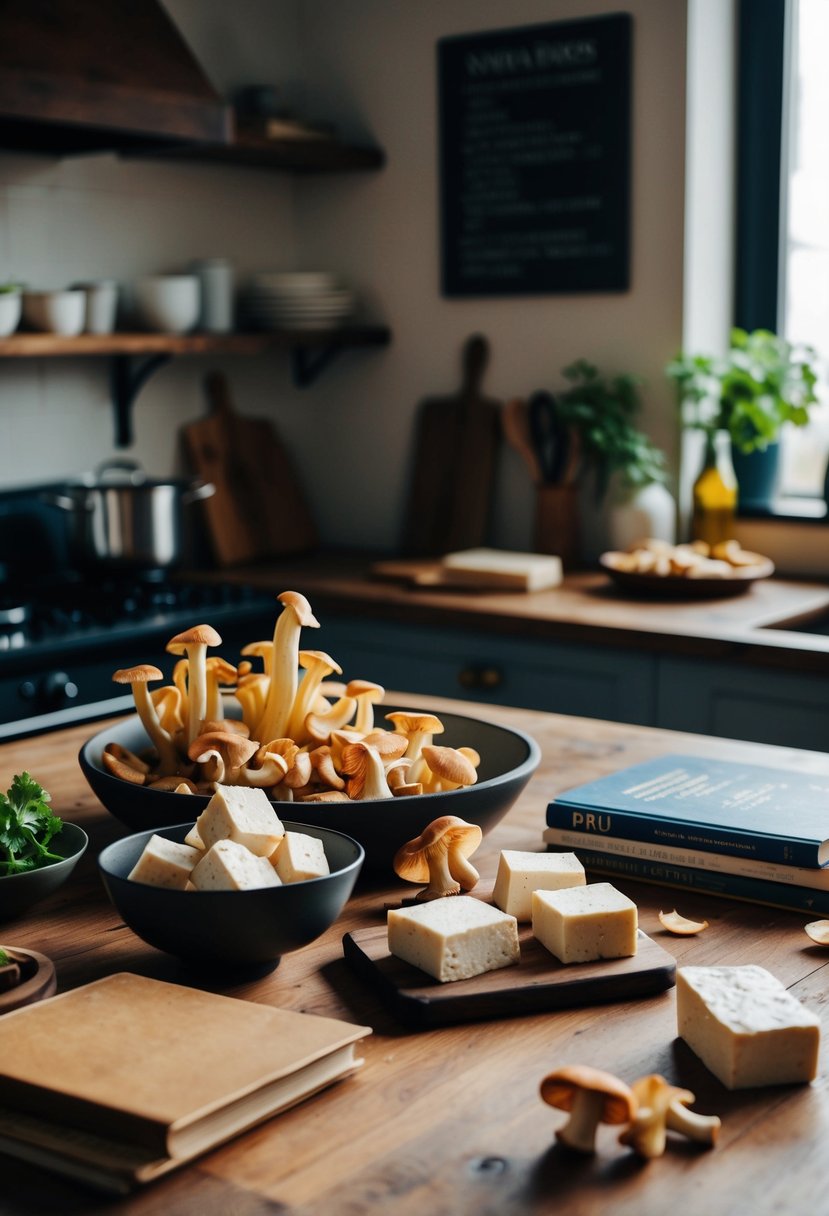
[[187, 730, 258, 785], [393, 815, 482, 900], [147, 775, 200, 793], [166, 624, 223, 745], [112, 664, 180, 775], [102, 747, 147, 786], [301, 791, 352, 803], [619, 1074, 720, 1157], [103, 741, 150, 775], [419, 744, 478, 793], [345, 679, 385, 734], [540, 1065, 637, 1154], [361, 729, 410, 764], [341, 742, 393, 800], [288, 650, 343, 743], [304, 696, 358, 744], [309, 745, 346, 791], [385, 710, 445, 760]]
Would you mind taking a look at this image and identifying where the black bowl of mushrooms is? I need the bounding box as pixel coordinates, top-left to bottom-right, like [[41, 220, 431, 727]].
[[78, 591, 541, 874]]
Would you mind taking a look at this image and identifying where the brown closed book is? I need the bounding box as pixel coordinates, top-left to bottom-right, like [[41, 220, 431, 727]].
[[0, 972, 370, 1191]]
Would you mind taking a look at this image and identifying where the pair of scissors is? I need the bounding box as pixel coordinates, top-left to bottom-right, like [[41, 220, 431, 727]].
[[528, 391, 570, 484]]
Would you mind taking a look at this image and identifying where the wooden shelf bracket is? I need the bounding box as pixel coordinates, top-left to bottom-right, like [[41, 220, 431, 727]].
[[109, 352, 171, 447], [291, 343, 346, 388]]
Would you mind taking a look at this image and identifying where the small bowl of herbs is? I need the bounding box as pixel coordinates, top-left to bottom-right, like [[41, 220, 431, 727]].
[[0, 773, 88, 920]]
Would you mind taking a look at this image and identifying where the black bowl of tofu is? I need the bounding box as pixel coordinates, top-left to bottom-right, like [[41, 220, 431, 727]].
[[80, 704, 541, 875], [98, 817, 364, 967]]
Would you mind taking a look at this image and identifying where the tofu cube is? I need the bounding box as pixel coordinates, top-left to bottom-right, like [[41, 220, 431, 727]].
[[272, 831, 330, 883], [492, 849, 585, 921], [677, 965, 820, 1089], [128, 835, 202, 890], [387, 895, 520, 983], [183, 822, 204, 850], [191, 839, 282, 891], [532, 882, 638, 964], [195, 785, 284, 857]]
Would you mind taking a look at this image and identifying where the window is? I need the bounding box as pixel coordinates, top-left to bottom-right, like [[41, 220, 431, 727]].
[[738, 0, 829, 503]]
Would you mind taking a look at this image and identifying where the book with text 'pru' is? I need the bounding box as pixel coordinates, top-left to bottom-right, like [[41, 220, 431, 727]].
[[546, 754, 829, 869]]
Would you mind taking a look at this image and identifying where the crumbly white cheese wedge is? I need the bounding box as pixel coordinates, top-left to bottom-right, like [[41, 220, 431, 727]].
[[272, 831, 330, 883], [196, 784, 285, 857], [677, 965, 820, 1089], [190, 839, 282, 891], [492, 849, 585, 921], [128, 835, 202, 890], [532, 882, 638, 964], [387, 895, 520, 983]]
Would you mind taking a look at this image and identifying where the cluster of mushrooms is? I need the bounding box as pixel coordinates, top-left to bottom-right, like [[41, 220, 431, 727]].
[[541, 1065, 721, 1158], [106, 590, 482, 803]]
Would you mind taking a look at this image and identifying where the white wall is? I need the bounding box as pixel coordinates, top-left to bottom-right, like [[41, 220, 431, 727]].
[[0, 0, 689, 558]]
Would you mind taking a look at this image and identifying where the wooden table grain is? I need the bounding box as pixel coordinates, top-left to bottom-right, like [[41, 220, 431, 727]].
[[2, 696, 828, 1216]]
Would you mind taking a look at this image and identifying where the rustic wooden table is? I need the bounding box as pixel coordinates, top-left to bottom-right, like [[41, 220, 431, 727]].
[[2, 695, 828, 1216]]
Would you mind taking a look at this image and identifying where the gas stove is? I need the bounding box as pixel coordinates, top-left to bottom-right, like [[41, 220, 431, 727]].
[[0, 571, 276, 740]]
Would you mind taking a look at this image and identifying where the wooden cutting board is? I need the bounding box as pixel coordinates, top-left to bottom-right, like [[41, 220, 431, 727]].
[[402, 334, 502, 557], [181, 372, 317, 566], [343, 926, 676, 1027]]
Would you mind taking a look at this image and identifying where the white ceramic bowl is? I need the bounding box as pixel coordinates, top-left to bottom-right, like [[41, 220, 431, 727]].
[[134, 275, 200, 334], [0, 289, 21, 337], [23, 290, 86, 336]]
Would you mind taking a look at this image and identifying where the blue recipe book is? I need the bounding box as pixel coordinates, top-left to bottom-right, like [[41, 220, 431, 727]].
[[546, 754, 829, 869]]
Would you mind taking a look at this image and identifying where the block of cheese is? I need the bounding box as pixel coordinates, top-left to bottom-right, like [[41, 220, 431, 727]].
[[191, 839, 282, 891], [128, 834, 202, 889], [532, 882, 638, 964], [272, 831, 330, 883], [387, 895, 520, 983], [677, 965, 820, 1089], [183, 822, 204, 850], [492, 850, 585, 921], [195, 785, 284, 857], [441, 548, 563, 591]]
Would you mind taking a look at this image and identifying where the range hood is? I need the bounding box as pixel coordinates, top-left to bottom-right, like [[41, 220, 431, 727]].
[[0, 0, 230, 154]]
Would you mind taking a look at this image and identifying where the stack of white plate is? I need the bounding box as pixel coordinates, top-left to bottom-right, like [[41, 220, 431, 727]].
[[244, 271, 354, 331]]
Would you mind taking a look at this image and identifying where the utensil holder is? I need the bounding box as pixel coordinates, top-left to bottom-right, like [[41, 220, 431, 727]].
[[534, 483, 580, 569]]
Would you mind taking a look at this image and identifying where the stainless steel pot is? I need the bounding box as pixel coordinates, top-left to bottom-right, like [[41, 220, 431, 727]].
[[43, 460, 215, 569]]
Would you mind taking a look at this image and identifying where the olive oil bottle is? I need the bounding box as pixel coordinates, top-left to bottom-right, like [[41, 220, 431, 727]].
[[692, 431, 737, 548]]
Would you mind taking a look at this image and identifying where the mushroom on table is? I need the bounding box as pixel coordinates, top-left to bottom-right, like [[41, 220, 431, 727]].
[[393, 815, 483, 901], [540, 1065, 637, 1154], [618, 1074, 721, 1157]]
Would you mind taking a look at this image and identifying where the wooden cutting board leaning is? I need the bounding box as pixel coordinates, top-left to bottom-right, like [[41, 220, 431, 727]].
[[401, 334, 502, 557], [181, 372, 317, 566]]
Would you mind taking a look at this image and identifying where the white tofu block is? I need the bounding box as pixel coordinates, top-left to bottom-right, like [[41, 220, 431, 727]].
[[183, 823, 204, 850], [128, 835, 202, 890], [677, 965, 821, 1089], [492, 850, 585, 921], [387, 895, 520, 983], [532, 882, 638, 964], [272, 831, 330, 883], [195, 784, 285, 857], [190, 839, 282, 891]]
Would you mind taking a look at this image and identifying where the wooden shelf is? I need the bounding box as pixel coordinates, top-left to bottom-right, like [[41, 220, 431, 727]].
[[0, 326, 392, 446], [0, 326, 391, 359], [123, 130, 385, 174]]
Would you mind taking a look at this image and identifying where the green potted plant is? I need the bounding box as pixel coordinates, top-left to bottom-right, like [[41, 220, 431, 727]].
[[556, 359, 674, 549], [667, 328, 819, 509]]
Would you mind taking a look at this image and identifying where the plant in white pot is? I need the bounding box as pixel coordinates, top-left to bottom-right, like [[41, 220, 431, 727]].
[[667, 328, 819, 509], [556, 360, 675, 552]]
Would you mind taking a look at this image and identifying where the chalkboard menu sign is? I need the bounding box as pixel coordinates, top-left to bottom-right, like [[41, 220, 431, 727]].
[[438, 14, 632, 296]]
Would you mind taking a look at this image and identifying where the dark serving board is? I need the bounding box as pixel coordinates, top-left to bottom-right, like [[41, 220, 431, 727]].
[[342, 926, 675, 1027]]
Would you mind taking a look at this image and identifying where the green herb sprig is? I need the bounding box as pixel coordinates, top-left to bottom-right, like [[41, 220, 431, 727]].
[[0, 773, 62, 876]]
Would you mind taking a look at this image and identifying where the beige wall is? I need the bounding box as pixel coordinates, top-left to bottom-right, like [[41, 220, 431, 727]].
[[0, 0, 689, 557]]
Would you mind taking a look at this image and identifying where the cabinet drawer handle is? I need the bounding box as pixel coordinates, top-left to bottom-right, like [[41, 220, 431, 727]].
[[458, 665, 503, 690]]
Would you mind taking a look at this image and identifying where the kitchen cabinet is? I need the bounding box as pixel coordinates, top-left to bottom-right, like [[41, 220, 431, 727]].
[[656, 656, 829, 751], [318, 616, 659, 726]]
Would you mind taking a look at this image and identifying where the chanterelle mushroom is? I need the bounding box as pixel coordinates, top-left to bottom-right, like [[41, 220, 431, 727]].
[[166, 624, 223, 746], [385, 711, 445, 761], [618, 1074, 721, 1158], [540, 1065, 637, 1154], [346, 679, 385, 734], [112, 664, 179, 775], [287, 650, 343, 744], [419, 744, 478, 793], [256, 592, 320, 745], [187, 730, 258, 785], [393, 815, 482, 901]]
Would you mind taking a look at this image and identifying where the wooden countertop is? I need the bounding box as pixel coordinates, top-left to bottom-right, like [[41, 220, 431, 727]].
[[192, 554, 829, 673], [3, 697, 829, 1214]]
